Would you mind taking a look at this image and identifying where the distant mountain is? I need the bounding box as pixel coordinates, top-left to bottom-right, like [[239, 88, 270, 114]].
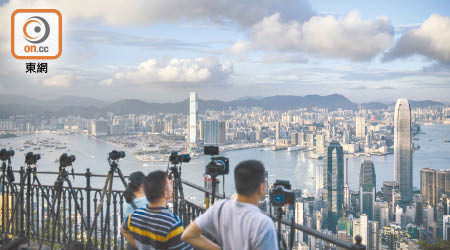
[[360, 102, 388, 110], [46, 95, 108, 108], [0, 94, 446, 117], [360, 100, 444, 110], [224, 94, 357, 111], [0, 95, 46, 106], [408, 100, 443, 108], [108, 99, 183, 114], [0, 95, 107, 108]]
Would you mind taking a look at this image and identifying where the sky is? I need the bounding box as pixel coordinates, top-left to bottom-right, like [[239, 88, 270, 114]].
[[0, 0, 449, 104]]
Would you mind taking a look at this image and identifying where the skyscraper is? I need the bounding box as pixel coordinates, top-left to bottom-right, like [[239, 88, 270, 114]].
[[356, 115, 366, 138], [394, 98, 413, 203], [360, 160, 376, 220], [218, 121, 226, 145], [199, 120, 204, 141], [290, 132, 298, 145], [421, 168, 436, 206], [295, 202, 304, 244], [316, 133, 325, 152], [323, 140, 344, 233], [344, 158, 351, 210], [203, 120, 218, 145], [316, 164, 323, 198], [420, 168, 450, 207], [189, 92, 198, 145], [443, 215, 450, 240], [275, 121, 280, 141]]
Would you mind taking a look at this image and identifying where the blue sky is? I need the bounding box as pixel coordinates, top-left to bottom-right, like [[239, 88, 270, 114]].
[[0, 0, 449, 103]]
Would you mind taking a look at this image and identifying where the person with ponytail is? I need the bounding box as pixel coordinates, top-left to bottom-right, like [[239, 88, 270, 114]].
[[124, 171, 148, 218], [123, 171, 148, 250]]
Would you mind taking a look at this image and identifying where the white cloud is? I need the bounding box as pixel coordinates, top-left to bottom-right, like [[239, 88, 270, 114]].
[[101, 57, 233, 85], [43, 73, 74, 87], [250, 11, 394, 61], [384, 14, 450, 62], [229, 41, 250, 57], [0, 0, 313, 64], [0, 0, 313, 29]]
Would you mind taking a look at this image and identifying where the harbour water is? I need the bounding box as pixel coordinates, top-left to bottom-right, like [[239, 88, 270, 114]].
[[1, 124, 449, 198]]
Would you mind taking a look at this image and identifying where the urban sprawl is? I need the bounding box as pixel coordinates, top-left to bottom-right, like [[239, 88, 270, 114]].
[[1, 92, 450, 249]]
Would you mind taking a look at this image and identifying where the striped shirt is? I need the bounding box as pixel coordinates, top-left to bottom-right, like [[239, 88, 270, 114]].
[[122, 207, 193, 250]]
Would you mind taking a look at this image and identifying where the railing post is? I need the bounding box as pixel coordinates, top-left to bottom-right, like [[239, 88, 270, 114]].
[[85, 168, 92, 233], [351, 235, 365, 250], [26, 165, 32, 245], [19, 166, 25, 236], [1, 162, 6, 236]]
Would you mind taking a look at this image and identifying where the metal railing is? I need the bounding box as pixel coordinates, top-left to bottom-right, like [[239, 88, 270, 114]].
[[0, 168, 364, 249]]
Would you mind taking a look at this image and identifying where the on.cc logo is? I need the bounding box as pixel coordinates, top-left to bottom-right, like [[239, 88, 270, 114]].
[[11, 9, 62, 59]]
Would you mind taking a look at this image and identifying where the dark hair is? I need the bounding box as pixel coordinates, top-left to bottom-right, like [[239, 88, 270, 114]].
[[124, 171, 146, 203], [144, 170, 168, 203], [234, 160, 266, 196]]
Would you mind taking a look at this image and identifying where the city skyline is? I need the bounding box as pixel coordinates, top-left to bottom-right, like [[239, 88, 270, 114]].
[[0, 91, 449, 248]]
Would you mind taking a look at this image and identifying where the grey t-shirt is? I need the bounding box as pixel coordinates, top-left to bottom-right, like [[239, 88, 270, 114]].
[[195, 199, 278, 250]]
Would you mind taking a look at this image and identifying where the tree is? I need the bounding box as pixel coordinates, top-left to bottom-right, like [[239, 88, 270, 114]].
[[419, 240, 450, 250]]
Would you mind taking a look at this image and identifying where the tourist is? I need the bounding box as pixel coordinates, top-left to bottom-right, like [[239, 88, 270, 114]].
[[124, 171, 148, 218], [123, 171, 148, 250], [120, 170, 193, 249], [181, 160, 278, 250]]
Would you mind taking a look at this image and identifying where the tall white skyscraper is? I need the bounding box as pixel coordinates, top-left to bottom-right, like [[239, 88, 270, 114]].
[[295, 202, 304, 245], [394, 98, 413, 203], [316, 164, 323, 198], [344, 157, 351, 209], [356, 115, 366, 138], [189, 92, 198, 145], [275, 121, 280, 141]]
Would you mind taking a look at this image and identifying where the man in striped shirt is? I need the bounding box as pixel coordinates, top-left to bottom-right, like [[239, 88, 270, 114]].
[[121, 170, 193, 250]]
